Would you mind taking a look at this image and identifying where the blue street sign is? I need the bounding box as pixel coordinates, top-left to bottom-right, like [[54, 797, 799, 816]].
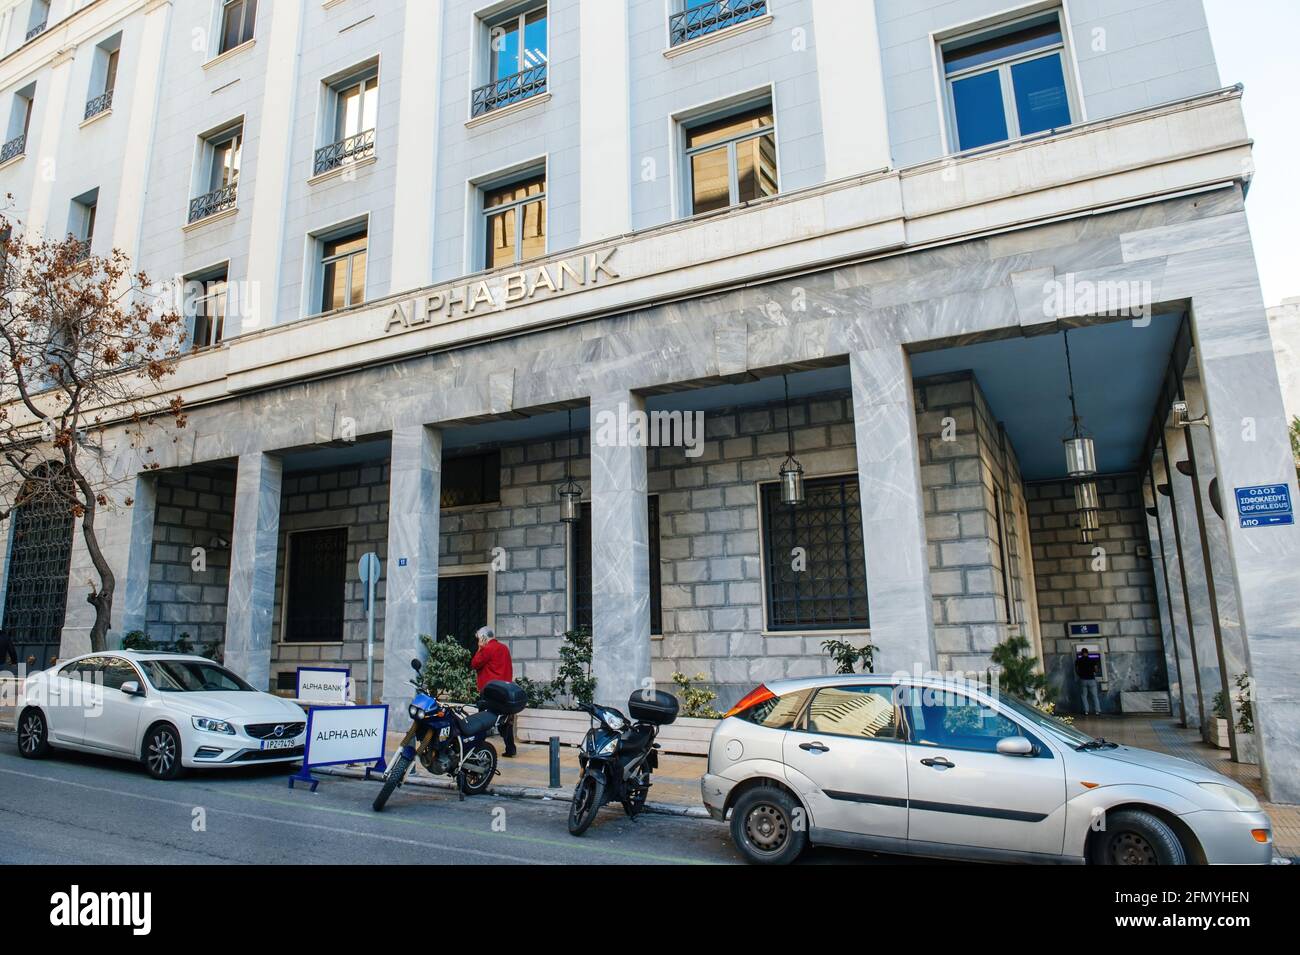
[[1234, 484, 1294, 529], [1069, 622, 1101, 637]]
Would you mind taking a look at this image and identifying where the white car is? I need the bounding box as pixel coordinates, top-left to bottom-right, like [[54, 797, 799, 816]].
[[16, 650, 307, 779]]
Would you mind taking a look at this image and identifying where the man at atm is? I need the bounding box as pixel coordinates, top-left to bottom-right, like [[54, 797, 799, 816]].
[[1074, 646, 1102, 716]]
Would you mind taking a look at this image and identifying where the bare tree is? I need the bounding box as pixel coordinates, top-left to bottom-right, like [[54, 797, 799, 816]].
[[0, 211, 187, 652]]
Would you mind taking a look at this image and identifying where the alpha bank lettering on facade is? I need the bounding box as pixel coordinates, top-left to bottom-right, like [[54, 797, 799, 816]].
[[383, 248, 621, 335]]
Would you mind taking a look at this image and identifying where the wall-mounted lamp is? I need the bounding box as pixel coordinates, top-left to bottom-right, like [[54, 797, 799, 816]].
[[1172, 400, 1211, 429]]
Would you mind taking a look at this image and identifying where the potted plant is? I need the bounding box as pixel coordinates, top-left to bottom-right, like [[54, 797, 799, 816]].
[[1233, 673, 1258, 764], [1211, 690, 1231, 749]]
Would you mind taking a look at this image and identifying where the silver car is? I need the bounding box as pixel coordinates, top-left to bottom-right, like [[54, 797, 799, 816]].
[[701, 675, 1273, 865]]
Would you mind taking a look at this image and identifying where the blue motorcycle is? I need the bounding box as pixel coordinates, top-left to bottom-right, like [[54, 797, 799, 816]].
[[372, 658, 526, 812]]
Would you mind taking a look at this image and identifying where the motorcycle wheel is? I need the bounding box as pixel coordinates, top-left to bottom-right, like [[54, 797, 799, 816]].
[[568, 774, 606, 836], [372, 752, 413, 812], [459, 741, 498, 796], [624, 769, 650, 818]]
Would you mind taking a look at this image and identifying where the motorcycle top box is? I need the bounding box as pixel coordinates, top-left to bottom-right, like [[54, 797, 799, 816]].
[[627, 689, 679, 725], [480, 680, 527, 716]]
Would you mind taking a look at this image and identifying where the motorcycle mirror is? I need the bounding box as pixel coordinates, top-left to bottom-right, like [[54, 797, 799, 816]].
[[410, 658, 422, 673]]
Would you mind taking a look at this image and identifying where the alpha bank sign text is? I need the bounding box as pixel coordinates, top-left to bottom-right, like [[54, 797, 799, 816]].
[[383, 248, 621, 335]]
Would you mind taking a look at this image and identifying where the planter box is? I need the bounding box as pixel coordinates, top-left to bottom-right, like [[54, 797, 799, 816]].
[[516, 708, 718, 755], [1214, 718, 1231, 750], [1235, 732, 1259, 765]]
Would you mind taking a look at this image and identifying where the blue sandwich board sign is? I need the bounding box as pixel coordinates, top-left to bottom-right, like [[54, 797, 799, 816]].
[[1234, 484, 1294, 529]]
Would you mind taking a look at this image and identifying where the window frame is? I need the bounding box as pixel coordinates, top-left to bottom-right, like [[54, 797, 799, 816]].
[[183, 262, 230, 351], [681, 102, 779, 217], [791, 682, 908, 744], [217, 0, 258, 56], [897, 684, 1052, 757], [571, 496, 663, 637], [478, 167, 547, 271], [206, 126, 242, 194], [485, 3, 548, 82], [279, 525, 350, 646], [308, 217, 369, 316]]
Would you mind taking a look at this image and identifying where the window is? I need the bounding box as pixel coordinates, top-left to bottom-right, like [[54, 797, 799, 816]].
[[684, 104, 778, 216], [218, 0, 257, 55], [2, 86, 34, 163], [669, 0, 768, 48], [85, 35, 120, 120], [69, 189, 98, 257], [472, 4, 548, 117], [26, 0, 49, 41], [141, 659, 255, 692], [738, 689, 811, 728], [283, 527, 347, 643], [482, 172, 545, 270], [572, 497, 662, 635], [1, 464, 74, 671], [941, 10, 1075, 152], [100, 657, 142, 691], [900, 688, 1040, 754], [317, 224, 368, 313], [184, 265, 228, 349], [761, 475, 868, 631], [190, 123, 242, 223], [805, 685, 901, 740], [437, 573, 490, 652], [440, 450, 501, 507], [316, 67, 378, 175]]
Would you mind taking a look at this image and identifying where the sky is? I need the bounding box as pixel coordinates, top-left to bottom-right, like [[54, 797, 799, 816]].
[[1203, 0, 1300, 307]]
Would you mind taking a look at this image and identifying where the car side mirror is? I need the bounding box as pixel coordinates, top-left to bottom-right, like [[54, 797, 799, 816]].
[[119, 680, 143, 697], [410, 658, 423, 673], [996, 735, 1034, 756]]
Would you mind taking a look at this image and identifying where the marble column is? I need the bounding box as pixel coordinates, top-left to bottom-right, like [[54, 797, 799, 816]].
[[1142, 469, 1183, 723], [1153, 449, 1202, 729], [383, 425, 442, 716], [118, 472, 158, 641], [850, 347, 936, 674], [1166, 426, 1222, 744], [589, 390, 652, 709], [224, 452, 282, 690]]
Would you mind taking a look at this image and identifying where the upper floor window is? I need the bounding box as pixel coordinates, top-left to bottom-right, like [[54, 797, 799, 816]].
[[941, 10, 1076, 152], [683, 103, 778, 216], [440, 450, 501, 507], [669, 0, 768, 48], [25, 0, 50, 42], [2, 85, 34, 163], [69, 189, 98, 259], [85, 35, 121, 121], [471, 3, 548, 118], [184, 265, 229, 350], [218, 0, 258, 55], [482, 171, 545, 270], [315, 65, 378, 176], [189, 122, 242, 223], [317, 223, 368, 313]]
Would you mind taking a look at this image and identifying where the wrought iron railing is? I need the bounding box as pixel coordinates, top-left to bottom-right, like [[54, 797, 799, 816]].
[[313, 128, 376, 176], [0, 134, 26, 164], [669, 0, 767, 47], [25, 21, 48, 42], [470, 64, 548, 118], [188, 182, 238, 224], [84, 89, 114, 121]]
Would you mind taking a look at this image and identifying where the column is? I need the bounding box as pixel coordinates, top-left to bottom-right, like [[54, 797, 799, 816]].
[[1142, 469, 1183, 723], [118, 472, 159, 639], [1153, 450, 1201, 727], [24, 47, 75, 237], [382, 425, 442, 716], [578, 0, 631, 243], [589, 390, 651, 709], [224, 452, 282, 689], [850, 347, 936, 674]]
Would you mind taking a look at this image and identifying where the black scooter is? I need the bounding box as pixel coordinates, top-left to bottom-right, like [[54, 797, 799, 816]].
[[567, 690, 679, 836]]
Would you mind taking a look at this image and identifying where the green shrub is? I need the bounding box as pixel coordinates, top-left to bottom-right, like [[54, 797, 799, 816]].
[[988, 634, 1051, 704], [671, 672, 720, 719], [1234, 673, 1254, 735], [549, 627, 595, 708], [515, 675, 556, 709], [821, 638, 877, 675], [415, 634, 477, 702]]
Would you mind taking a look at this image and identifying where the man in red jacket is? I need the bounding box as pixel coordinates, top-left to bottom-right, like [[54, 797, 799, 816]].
[[471, 626, 517, 757]]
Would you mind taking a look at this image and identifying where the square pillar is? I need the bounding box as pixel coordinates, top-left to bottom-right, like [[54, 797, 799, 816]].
[[1153, 451, 1202, 728], [383, 424, 442, 715], [1142, 470, 1183, 723], [589, 390, 652, 709], [118, 472, 158, 640], [850, 347, 936, 674], [224, 451, 282, 690]]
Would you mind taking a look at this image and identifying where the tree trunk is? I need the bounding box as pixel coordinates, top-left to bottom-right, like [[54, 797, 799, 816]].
[[79, 505, 116, 653]]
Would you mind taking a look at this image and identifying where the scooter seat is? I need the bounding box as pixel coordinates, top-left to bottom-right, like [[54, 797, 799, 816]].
[[460, 711, 498, 739]]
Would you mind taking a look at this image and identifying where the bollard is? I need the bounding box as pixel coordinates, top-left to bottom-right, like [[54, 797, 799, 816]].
[[549, 736, 561, 788]]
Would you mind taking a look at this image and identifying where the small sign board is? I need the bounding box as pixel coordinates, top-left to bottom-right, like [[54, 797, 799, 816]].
[[295, 666, 350, 705], [1234, 484, 1294, 528], [289, 704, 389, 792], [1068, 622, 1102, 638]]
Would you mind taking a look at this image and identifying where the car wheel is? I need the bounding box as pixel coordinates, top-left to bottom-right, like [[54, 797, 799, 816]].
[[143, 724, 184, 780], [730, 786, 808, 865], [1092, 809, 1186, 865], [17, 708, 51, 759]]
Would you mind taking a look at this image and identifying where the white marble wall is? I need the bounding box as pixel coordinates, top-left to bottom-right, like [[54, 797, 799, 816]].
[[224, 452, 282, 690]]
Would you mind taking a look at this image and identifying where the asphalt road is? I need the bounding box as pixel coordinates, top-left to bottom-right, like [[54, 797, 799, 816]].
[[0, 740, 920, 865]]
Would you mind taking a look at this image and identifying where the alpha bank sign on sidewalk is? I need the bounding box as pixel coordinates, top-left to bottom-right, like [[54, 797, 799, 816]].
[[383, 248, 622, 335]]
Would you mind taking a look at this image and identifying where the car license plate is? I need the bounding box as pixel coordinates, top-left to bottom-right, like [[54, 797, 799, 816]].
[[261, 738, 297, 751]]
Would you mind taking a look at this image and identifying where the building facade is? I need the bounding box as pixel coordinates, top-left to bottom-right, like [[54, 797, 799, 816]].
[[2, 0, 1299, 802]]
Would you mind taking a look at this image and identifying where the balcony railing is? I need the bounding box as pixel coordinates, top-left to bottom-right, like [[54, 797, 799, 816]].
[[188, 183, 238, 224], [0, 134, 26, 164], [25, 21, 48, 42], [313, 128, 376, 176], [669, 0, 767, 47], [470, 64, 548, 118], [84, 89, 114, 121]]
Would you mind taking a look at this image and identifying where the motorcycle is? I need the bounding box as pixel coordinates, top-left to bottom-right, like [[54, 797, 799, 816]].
[[568, 689, 679, 836], [372, 658, 527, 812]]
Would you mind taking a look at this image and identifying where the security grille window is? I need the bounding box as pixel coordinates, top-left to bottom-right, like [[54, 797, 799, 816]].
[[437, 574, 490, 652], [941, 10, 1075, 152], [219, 0, 258, 55], [283, 527, 348, 643], [572, 498, 662, 635], [190, 124, 242, 223], [439, 450, 501, 508], [2, 89, 34, 164], [185, 267, 228, 350], [684, 104, 778, 216], [1, 467, 75, 671], [669, 0, 768, 47], [319, 226, 368, 313], [25, 1, 49, 41], [761, 475, 869, 631], [472, 4, 548, 117], [85, 39, 119, 120], [483, 173, 546, 270], [316, 69, 378, 175], [70, 190, 98, 259]]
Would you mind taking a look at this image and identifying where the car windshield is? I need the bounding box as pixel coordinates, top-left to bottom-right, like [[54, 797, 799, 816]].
[[139, 659, 255, 693], [996, 693, 1094, 747]]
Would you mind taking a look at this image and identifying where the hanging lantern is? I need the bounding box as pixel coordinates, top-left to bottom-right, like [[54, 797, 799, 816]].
[[558, 408, 583, 523], [1064, 436, 1097, 478], [1078, 508, 1101, 532], [1073, 480, 1100, 512], [776, 374, 805, 506], [1079, 528, 1096, 545]]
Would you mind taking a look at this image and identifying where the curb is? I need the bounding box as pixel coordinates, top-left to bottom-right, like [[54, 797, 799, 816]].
[[314, 763, 713, 819]]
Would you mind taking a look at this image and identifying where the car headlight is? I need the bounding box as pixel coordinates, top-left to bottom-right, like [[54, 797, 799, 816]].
[[1198, 782, 1260, 812], [597, 736, 619, 757], [192, 716, 235, 735]]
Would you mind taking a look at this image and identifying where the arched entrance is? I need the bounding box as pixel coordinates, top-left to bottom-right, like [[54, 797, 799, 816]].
[[1, 464, 75, 671]]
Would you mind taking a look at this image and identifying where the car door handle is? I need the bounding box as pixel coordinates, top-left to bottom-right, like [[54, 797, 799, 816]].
[[920, 756, 955, 769], [799, 741, 830, 753]]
